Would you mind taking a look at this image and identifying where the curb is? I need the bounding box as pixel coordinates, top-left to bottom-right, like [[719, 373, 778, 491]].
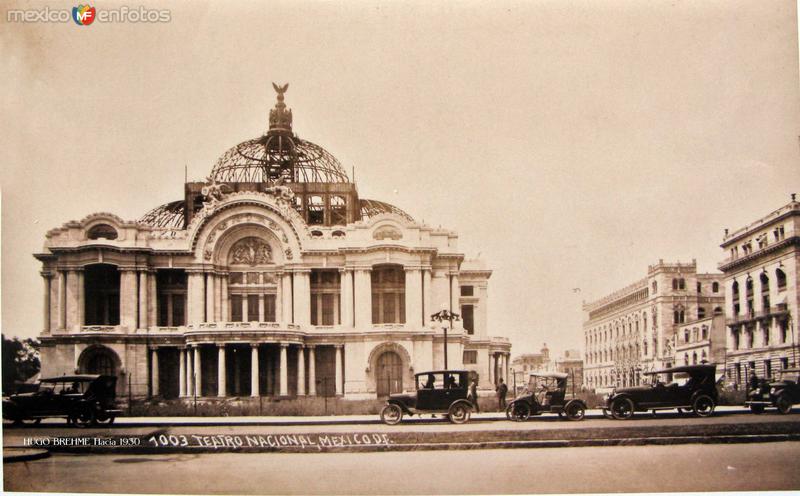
[[3, 448, 51, 463], [9, 432, 800, 455]]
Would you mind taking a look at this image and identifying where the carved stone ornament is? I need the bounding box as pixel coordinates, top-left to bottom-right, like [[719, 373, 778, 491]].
[[204, 249, 213, 261], [373, 225, 403, 241], [201, 176, 233, 203], [229, 237, 273, 266], [284, 248, 293, 260]]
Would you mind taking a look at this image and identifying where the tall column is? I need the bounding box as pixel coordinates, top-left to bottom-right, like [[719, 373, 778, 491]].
[[138, 271, 148, 330], [187, 347, 194, 397], [179, 347, 186, 397], [217, 344, 226, 397], [194, 346, 202, 397], [405, 268, 423, 328], [282, 273, 293, 324], [279, 343, 288, 396], [214, 275, 222, 323], [297, 346, 306, 396], [354, 268, 372, 329], [450, 272, 460, 314], [220, 274, 229, 322], [251, 344, 260, 397], [293, 270, 311, 327], [489, 353, 495, 385], [150, 347, 160, 397], [76, 271, 85, 329], [258, 294, 265, 322], [335, 344, 344, 396], [58, 270, 67, 330], [422, 268, 432, 326], [42, 273, 52, 334], [206, 273, 215, 322], [120, 269, 138, 331], [275, 273, 283, 323], [340, 269, 354, 328], [307, 346, 316, 396], [187, 272, 205, 324], [147, 272, 157, 327], [65, 270, 80, 331]]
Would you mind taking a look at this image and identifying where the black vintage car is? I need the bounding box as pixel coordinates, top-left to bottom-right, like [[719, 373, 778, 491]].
[[745, 367, 800, 414], [604, 364, 718, 419], [380, 370, 474, 425], [505, 372, 586, 421], [3, 375, 121, 427]]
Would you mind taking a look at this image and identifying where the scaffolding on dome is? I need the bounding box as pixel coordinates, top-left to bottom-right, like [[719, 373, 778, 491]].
[[140, 200, 186, 229], [210, 136, 350, 184], [359, 199, 414, 223]]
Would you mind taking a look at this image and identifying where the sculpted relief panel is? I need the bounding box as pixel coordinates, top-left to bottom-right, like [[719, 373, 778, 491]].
[[229, 237, 273, 266]]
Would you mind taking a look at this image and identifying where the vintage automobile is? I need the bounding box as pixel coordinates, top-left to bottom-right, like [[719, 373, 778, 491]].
[[380, 370, 474, 425], [3, 374, 121, 427], [604, 364, 718, 419], [745, 367, 800, 414], [505, 371, 586, 421]]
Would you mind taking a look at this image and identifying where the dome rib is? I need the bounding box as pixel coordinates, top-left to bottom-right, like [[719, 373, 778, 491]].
[[359, 199, 414, 223], [140, 200, 185, 229]]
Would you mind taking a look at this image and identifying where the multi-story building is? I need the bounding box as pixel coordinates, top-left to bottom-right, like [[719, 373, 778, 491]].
[[673, 314, 727, 368], [583, 260, 724, 391], [510, 344, 551, 389], [555, 349, 584, 390], [719, 195, 799, 385], [34, 85, 511, 400]]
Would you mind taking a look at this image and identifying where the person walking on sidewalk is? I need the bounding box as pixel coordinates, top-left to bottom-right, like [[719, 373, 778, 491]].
[[468, 379, 480, 413], [496, 378, 508, 410]]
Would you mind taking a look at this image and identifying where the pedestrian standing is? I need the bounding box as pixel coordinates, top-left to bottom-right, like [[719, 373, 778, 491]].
[[496, 378, 508, 410], [468, 379, 480, 413]]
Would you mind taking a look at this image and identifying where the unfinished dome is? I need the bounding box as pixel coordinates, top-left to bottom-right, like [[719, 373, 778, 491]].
[[209, 83, 350, 184], [139, 200, 185, 229]]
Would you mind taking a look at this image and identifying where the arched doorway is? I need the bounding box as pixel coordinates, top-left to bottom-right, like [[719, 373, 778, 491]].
[[376, 351, 403, 397], [79, 346, 119, 376]]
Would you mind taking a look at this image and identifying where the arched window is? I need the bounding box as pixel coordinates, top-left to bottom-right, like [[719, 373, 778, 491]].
[[684, 353, 689, 365], [371, 265, 405, 324], [652, 281, 658, 293], [87, 224, 118, 240], [679, 278, 686, 290], [227, 237, 277, 323], [692, 352, 698, 365], [698, 307, 706, 319], [672, 278, 679, 291], [713, 306, 723, 316], [701, 350, 707, 363], [307, 196, 325, 225], [776, 268, 787, 291], [330, 196, 347, 225], [712, 281, 719, 293]]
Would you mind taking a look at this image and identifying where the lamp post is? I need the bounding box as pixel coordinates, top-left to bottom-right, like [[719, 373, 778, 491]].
[[431, 307, 460, 370]]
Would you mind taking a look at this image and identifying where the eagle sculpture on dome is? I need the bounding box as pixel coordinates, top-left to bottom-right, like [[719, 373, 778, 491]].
[[272, 82, 289, 98]]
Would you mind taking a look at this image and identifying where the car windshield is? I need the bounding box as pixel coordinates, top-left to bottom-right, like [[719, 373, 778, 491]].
[[530, 376, 561, 391], [416, 373, 463, 390], [40, 380, 88, 394]]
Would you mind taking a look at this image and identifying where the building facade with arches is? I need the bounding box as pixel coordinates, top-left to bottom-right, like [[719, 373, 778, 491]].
[[34, 85, 511, 400], [582, 260, 724, 391], [719, 196, 800, 385]]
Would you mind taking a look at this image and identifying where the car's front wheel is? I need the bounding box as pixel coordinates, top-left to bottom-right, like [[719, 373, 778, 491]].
[[380, 404, 403, 425], [610, 397, 634, 420], [776, 394, 793, 415], [692, 395, 715, 417], [506, 401, 531, 422], [70, 408, 96, 428], [448, 402, 471, 424], [564, 402, 585, 421]]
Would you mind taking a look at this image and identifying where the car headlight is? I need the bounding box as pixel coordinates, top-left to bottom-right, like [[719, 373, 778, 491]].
[[770, 388, 777, 395]]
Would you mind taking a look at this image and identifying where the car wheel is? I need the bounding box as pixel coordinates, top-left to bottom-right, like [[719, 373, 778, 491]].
[[72, 408, 96, 428], [749, 404, 765, 414], [380, 404, 403, 425], [776, 395, 793, 415], [610, 397, 634, 420], [564, 402, 585, 421], [506, 401, 531, 422], [448, 403, 471, 424], [692, 395, 715, 417]]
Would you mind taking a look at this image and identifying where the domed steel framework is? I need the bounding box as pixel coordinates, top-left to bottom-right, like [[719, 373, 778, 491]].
[[140, 200, 185, 229], [360, 199, 414, 223], [210, 135, 350, 183]]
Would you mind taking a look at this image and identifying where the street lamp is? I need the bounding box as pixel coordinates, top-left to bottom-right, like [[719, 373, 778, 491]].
[[431, 305, 460, 370]]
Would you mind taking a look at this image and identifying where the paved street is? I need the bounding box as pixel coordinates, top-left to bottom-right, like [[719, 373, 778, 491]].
[[6, 441, 800, 494]]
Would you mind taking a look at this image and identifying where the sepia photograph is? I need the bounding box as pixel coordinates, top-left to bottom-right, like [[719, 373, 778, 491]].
[[2, 0, 800, 494]]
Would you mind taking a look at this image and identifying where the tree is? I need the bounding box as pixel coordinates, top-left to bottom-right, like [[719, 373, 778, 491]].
[[2, 335, 41, 394]]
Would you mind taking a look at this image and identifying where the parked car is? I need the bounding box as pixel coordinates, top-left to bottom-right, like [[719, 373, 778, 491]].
[[745, 367, 800, 414], [3, 374, 121, 427], [505, 372, 586, 421], [603, 364, 718, 419], [380, 370, 474, 425]]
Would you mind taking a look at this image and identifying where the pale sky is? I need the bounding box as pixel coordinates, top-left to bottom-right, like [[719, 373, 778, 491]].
[[2, 0, 799, 360]]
